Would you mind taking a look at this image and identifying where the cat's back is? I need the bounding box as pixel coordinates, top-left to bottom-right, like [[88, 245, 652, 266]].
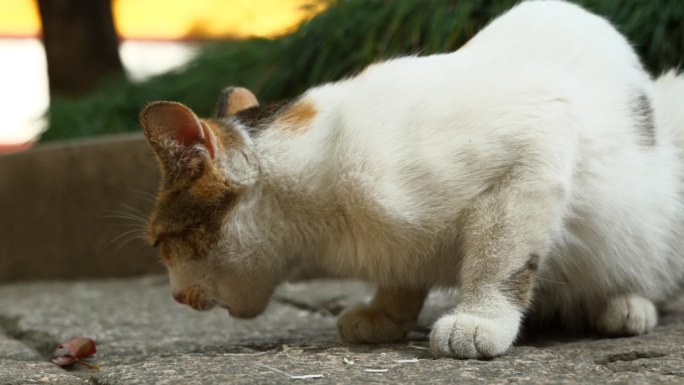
[[299, 0, 653, 223], [324, 0, 647, 136], [468, 0, 642, 71]]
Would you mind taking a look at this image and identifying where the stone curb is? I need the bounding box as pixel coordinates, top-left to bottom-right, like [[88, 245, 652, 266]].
[[0, 134, 164, 283]]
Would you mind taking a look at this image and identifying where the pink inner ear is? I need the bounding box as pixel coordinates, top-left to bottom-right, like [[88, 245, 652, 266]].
[[141, 101, 222, 168], [176, 122, 204, 147], [163, 104, 205, 146]]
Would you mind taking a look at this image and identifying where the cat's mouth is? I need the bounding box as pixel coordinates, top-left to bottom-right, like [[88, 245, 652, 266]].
[[220, 303, 263, 319], [178, 297, 216, 312]]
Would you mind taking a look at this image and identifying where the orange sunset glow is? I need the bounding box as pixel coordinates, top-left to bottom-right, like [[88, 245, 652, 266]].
[[0, 0, 324, 39]]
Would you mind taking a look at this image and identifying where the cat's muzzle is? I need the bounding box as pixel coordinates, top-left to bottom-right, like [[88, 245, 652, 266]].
[[172, 286, 216, 311]]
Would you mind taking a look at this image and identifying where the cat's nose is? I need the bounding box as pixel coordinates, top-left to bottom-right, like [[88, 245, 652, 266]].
[[172, 291, 186, 304], [172, 286, 214, 311]]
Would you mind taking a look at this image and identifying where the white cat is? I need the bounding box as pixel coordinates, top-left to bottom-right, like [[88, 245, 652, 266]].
[[140, 0, 684, 358]]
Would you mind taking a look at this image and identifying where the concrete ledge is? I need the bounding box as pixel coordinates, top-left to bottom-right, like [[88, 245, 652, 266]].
[[0, 133, 164, 282]]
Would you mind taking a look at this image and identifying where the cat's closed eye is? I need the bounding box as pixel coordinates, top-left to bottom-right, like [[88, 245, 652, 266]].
[[149, 232, 166, 248]]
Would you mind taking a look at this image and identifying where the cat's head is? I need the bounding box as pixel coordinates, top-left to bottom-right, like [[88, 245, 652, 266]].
[[140, 87, 280, 319]]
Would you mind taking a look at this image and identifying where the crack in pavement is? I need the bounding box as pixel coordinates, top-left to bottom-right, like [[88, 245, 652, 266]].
[[595, 350, 669, 365], [0, 314, 60, 359], [594, 350, 684, 377]]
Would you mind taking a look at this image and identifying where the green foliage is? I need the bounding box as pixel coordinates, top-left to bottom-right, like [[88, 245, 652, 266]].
[[40, 0, 684, 142]]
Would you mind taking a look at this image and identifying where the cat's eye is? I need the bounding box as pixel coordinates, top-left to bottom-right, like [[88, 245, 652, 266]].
[[151, 231, 182, 247], [150, 229, 191, 249], [150, 233, 168, 248]]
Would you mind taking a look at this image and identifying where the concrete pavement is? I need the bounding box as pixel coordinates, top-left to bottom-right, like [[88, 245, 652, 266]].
[[1, 276, 684, 384]]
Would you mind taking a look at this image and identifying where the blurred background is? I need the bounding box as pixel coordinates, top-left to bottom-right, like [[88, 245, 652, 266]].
[[0, 0, 324, 149], [0, 0, 682, 282], [1, 0, 683, 148]]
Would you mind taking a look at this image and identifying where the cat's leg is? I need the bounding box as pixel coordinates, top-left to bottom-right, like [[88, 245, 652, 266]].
[[596, 294, 657, 336], [430, 179, 566, 359], [337, 286, 428, 344]]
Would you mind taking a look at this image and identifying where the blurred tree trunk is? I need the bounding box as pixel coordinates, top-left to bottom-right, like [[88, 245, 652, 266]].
[[36, 0, 124, 97]]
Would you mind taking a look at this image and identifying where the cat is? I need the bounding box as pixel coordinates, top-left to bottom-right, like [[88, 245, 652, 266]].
[[139, 0, 684, 359]]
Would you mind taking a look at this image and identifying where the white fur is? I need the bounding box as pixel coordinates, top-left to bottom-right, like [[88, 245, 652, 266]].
[[430, 292, 522, 358], [206, 0, 684, 358], [597, 294, 658, 336]]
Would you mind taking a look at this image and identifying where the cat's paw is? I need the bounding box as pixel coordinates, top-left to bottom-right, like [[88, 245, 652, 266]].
[[597, 294, 657, 336], [429, 311, 521, 359], [337, 303, 410, 344]]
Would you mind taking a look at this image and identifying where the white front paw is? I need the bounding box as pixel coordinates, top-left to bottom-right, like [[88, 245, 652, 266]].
[[597, 294, 657, 336], [429, 311, 521, 359]]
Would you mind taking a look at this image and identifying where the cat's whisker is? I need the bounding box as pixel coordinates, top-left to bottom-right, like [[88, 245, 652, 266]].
[[104, 214, 143, 221], [104, 217, 148, 228], [104, 210, 147, 220], [103, 228, 147, 251], [104, 207, 150, 241], [121, 204, 150, 218], [206, 267, 232, 278], [115, 234, 148, 251], [107, 222, 147, 229], [123, 241, 153, 256], [127, 188, 157, 203], [196, 280, 214, 295]]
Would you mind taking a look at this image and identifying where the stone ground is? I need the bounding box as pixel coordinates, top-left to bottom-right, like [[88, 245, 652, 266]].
[[1, 276, 684, 384]]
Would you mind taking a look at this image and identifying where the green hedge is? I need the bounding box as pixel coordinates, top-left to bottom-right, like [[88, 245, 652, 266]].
[[40, 0, 683, 142]]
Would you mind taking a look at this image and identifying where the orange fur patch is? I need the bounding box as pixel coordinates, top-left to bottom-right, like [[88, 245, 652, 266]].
[[276, 100, 317, 132]]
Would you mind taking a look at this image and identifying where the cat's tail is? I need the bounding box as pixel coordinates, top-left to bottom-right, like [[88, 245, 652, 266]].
[[655, 70, 684, 149]]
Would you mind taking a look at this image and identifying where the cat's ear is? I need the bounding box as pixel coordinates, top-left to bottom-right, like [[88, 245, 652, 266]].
[[216, 87, 259, 118], [140, 101, 217, 176]]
